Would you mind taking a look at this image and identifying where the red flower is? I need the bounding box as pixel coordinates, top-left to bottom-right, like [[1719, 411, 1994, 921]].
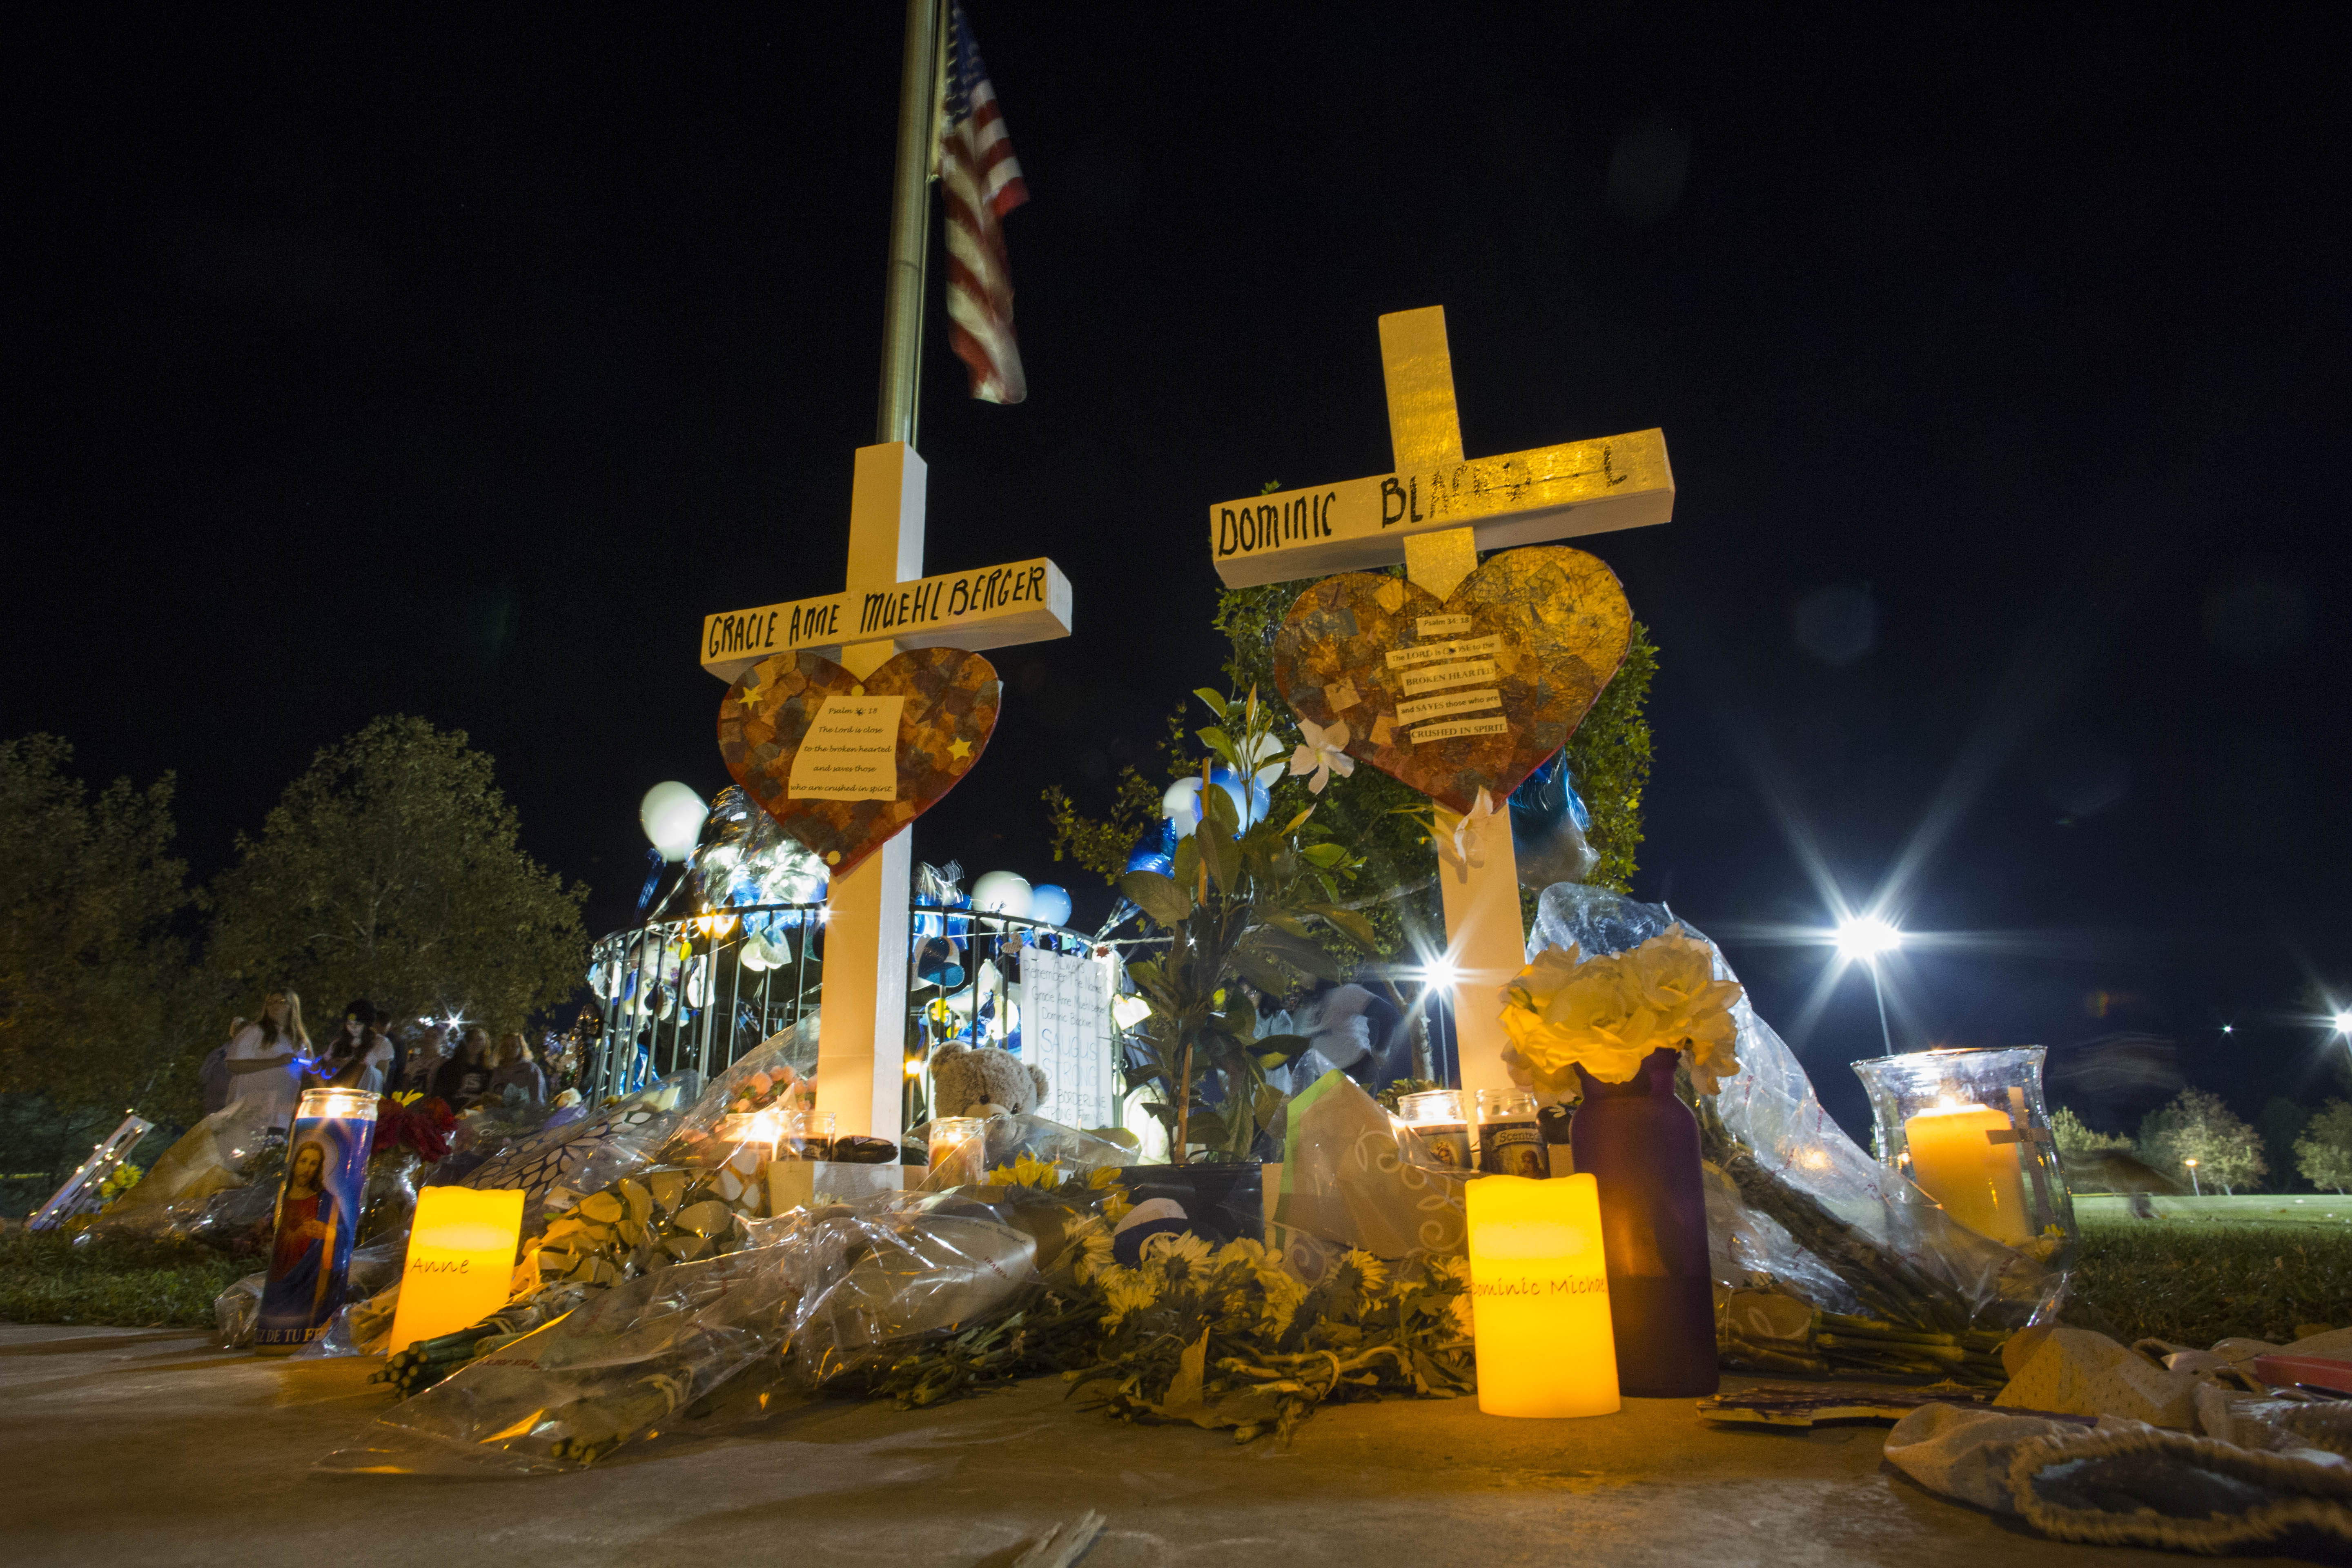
[[372, 1094, 457, 1164]]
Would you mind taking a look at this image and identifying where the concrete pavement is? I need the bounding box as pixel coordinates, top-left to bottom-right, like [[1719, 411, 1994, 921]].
[[0, 1324, 2283, 1567]]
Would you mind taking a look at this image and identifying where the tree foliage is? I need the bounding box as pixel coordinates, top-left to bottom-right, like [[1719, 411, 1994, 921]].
[[0, 736, 203, 1132], [2295, 1100, 2352, 1194], [2049, 1106, 2133, 1166], [2139, 1087, 2269, 1195], [207, 716, 588, 1033]]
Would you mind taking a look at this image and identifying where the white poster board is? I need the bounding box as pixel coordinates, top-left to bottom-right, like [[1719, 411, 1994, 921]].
[[1021, 946, 1116, 1131]]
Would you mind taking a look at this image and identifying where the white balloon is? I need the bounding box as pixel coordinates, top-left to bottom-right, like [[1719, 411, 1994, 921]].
[[971, 870, 1033, 917], [1162, 777, 1204, 839], [639, 782, 708, 863]]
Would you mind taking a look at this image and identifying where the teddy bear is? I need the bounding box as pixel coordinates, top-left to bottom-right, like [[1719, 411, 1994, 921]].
[[929, 1040, 1048, 1120]]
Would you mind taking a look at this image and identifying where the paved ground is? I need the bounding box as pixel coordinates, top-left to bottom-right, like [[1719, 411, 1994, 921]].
[[0, 1324, 2304, 1568]]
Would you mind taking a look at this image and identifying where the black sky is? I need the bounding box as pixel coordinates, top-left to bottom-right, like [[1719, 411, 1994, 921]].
[[7, 4, 2349, 1144]]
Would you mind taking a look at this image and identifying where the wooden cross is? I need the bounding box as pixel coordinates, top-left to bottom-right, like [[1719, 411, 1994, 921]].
[[701, 441, 1072, 1141], [1205, 307, 1673, 1102]]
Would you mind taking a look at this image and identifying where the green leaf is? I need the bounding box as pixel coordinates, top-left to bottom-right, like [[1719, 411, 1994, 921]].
[[1171, 835, 1201, 891], [1196, 725, 1234, 759], [1251, 1032, 1316, 1063], [1299, 842, 1347, 868], [1304, 903, 1378, 949], [1193, 688, 1230, 719], [1198, 819, 1241, 895], [1198, 780, 1241, 838], [1121, 870, 1193, 928]]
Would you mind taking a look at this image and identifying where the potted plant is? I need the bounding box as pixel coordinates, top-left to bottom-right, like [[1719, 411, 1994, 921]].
[[1116, 688, 1375, 1216]]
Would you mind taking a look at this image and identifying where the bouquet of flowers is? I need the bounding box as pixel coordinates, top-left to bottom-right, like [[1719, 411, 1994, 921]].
[[373, 1093, 457, 1165], [1498, 926, 1746, 1095]]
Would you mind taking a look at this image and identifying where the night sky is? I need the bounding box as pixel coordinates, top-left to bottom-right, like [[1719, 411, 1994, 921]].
[[8, 5, 2349, 1144]]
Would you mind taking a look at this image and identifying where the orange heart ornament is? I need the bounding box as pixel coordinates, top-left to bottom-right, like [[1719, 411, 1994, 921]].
[[717, 646, 1000, 878], [1270, 546, 1631, 815]]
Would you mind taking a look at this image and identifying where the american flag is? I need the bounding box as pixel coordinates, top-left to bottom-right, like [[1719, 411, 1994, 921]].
[[937, 3, 1028, 404]]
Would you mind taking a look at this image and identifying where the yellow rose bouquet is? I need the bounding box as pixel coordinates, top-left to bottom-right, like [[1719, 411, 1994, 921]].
[[1498, 927, 1746, 1097]]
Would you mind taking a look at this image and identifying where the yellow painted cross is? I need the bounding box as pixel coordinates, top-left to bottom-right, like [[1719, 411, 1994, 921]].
[[1209, 307, 1674, 1102], [1206, 307, 1673, 591], [699, 442, 1074, 1141]]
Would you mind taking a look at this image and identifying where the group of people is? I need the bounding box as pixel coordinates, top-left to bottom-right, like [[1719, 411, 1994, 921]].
[[202, 989, 555, 1131]]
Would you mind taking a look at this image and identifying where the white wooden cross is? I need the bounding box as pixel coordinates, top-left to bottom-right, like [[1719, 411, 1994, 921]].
[[702, 441, 1073, 1142], [1205, 307, 1673, 1103]]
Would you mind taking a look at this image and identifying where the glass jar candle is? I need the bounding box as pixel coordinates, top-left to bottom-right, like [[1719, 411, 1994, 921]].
[[926, 1116, 987, 1188], [254, 1087, 379, 1354], [1474, 1088, 1549, 1178], [1395, 1089, 1472, 1172], [1851, 1047, 2074, 1248]]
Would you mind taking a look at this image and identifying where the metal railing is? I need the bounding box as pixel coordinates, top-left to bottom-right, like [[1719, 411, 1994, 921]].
[[584, 902, 1128, 1126]]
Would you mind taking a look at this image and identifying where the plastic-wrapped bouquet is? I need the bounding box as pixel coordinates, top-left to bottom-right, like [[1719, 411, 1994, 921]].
[[1499, 926, 1746, 1095]]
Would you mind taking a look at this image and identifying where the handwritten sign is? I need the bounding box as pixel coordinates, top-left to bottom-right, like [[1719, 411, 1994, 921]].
[[1207, 430, 1673, 589], [1022, 947, 1116, 1130], [702, 557, 1073, 683], [786, 696, 904, 801]]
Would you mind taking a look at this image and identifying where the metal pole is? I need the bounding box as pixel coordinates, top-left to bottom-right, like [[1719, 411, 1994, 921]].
[[1869, 961, 1895, 1056], [875, 0, 943, 445]]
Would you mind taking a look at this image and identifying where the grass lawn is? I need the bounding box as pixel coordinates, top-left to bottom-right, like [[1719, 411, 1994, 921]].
[[0, 1228, 252, 1329], [2071, 1219, 2352, 1347], [2075, 1192, 2352, 1229]]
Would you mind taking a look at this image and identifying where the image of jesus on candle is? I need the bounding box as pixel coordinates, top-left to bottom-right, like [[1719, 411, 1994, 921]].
[[256, 1137, 348, 1334]]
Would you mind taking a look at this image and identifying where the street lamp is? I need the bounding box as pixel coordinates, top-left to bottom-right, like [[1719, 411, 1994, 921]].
[[1835, 916, 1903, 1056], [2185, 1157, 2202, 1197]]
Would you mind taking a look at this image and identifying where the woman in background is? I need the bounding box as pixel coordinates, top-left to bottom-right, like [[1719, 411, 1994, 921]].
[[225, 991, 310, 1131], [486, 1033, 546, 1105], [430, 1025, 493, 1107]]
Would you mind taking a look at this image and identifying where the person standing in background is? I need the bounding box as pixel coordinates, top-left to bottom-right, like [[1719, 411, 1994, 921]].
[[487, 1033, 546, 1105], [313, 1000, 394, 1093], [225, 992, 310, 1131], [399, 1021, 450, 1095], [430, 1025, 493, 1108]]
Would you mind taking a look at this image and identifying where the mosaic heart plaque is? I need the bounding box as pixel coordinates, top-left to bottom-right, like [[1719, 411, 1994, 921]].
[[1270, 546, 1631, 814], [718, 646, 1000, 878]]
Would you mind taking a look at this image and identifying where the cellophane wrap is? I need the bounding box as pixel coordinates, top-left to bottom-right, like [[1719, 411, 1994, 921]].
[[1275, 1071, 1468, 1278], [1530, 882, 2062, 1330], [317, 1185, 1065, 1474]]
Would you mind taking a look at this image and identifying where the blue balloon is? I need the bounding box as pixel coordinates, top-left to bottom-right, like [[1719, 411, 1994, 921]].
[[1030, 883, 1074, 927], [1208, 766, 1271, 830], [1125, 850, 1174, 877]]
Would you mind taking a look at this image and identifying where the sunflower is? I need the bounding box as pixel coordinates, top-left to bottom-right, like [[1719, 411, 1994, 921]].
[[1140, 1229, 1213, 1285], [1340, 1248, 1390, 1296], [985, 1153, 1062, 1191], [1101, 1272, 1159, 1328]]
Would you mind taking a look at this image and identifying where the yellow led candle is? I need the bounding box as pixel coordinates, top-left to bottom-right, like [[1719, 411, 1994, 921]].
[[1465, 1172, 1620, 1418], [1902, 1100, 2032, 1245], [388, 1187, 526, 1354]]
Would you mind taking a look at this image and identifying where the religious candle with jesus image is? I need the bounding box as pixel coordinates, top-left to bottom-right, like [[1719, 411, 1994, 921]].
[[253, 1087, 377, 1352]]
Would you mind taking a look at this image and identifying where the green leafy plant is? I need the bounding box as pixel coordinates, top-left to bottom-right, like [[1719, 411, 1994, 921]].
[[1118, 688, 1374, 1165]]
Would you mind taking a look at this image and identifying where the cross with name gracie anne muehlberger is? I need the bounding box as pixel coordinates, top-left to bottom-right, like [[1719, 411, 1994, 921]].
[[1206, 305, 1674, 1104], [700, 441, 1072, 1143]]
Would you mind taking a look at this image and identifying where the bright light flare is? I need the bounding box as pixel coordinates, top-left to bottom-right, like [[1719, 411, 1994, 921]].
[[1834, 916, 1903, 962], [2334, 1011, 2352, 1037]]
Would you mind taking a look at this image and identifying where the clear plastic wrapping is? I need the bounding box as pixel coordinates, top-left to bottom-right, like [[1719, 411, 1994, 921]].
[[1531, 882, 2061, 1330]]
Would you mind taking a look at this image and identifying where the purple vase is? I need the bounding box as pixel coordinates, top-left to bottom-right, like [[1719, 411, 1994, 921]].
[[1571, 1048, 1719, 1397]]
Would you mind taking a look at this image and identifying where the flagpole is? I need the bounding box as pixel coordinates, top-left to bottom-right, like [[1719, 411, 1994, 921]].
[[876, 0, 943, 447]]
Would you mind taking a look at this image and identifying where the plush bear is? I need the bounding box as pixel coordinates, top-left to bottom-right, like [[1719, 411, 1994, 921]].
[[930, 1040, 1048, 1120]]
